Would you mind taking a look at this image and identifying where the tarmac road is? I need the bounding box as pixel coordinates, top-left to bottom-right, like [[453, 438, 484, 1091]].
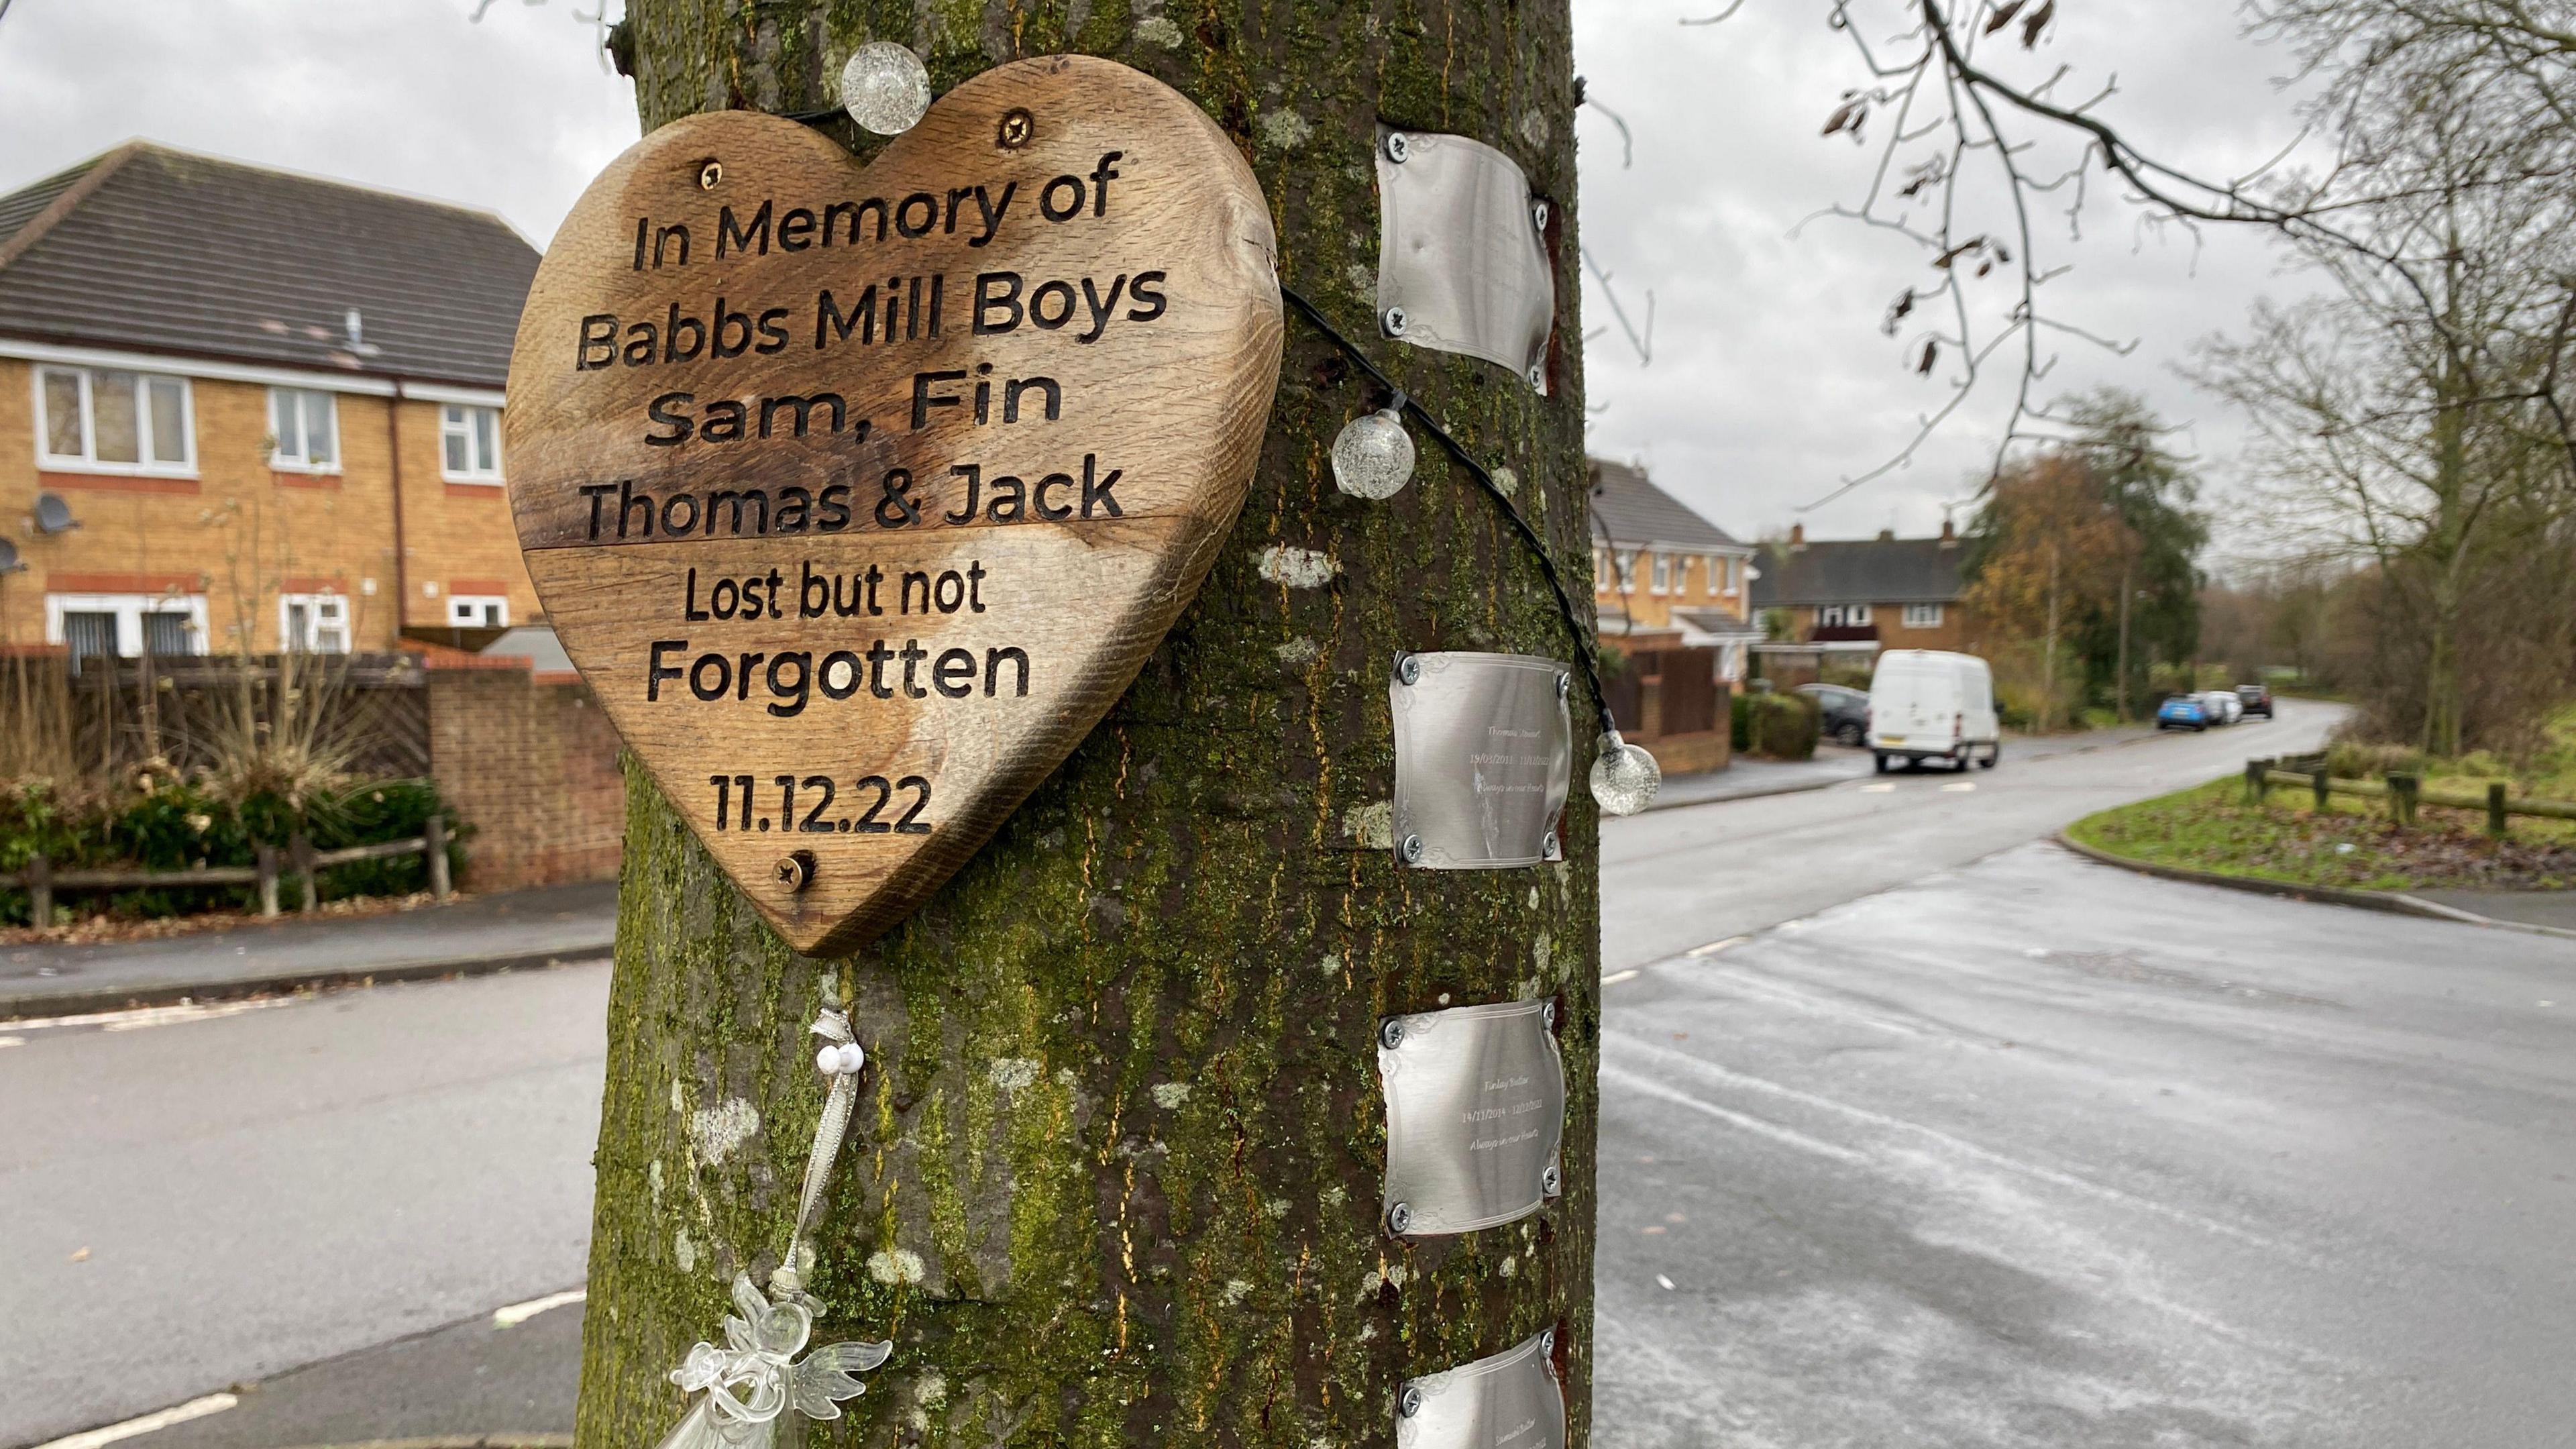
[[23, 696, 2571, 1448]]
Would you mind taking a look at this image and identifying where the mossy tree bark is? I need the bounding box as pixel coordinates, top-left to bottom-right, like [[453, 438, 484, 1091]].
[[582, 3, 1595, 1446]]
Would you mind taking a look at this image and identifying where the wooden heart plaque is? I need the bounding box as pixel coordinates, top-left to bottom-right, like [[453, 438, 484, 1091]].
[[505, 56, 1281, 955]]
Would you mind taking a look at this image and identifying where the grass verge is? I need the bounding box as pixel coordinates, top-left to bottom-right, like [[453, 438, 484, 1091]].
[[2068, 777, 2576, 894]]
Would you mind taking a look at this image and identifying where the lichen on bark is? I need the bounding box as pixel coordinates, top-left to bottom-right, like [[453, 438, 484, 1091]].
[[585, 3, 1596, 1445]]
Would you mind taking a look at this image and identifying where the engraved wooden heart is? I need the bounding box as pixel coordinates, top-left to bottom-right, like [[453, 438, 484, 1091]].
[[504, 56, 1280, 956]]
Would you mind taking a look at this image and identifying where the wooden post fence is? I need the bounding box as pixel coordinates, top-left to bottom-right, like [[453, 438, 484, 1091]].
[[9, 826, 453, 928], [2489, 782, 2510, 837]]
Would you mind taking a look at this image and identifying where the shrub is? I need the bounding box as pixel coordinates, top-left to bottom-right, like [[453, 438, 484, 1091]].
[[1739, 692, 1819, 760], [2325, 740, 2424, 781]]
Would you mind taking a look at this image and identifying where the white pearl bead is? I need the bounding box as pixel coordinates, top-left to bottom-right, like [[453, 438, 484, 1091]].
[[815, 1046, 840, 1074]]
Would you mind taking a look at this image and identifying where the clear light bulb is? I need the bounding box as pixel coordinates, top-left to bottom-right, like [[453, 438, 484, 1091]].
[[1331, 408, 1415, 500], [1590, 729, 1661, 815], [839, 42, 931, 135]]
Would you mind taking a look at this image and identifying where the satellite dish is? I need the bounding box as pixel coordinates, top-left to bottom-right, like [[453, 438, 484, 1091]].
[[34, 494, 78, 535], [0, 539, 23, 575]]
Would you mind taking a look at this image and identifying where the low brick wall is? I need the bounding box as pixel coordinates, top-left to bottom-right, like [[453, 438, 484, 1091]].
[[423, 650, 624, 891]]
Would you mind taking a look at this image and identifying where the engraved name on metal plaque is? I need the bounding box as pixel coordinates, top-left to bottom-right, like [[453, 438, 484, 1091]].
[[1379, 998, 1566, 1237], [1390, 652, 1572, 870], [1397, 1328, 1565, 1449]]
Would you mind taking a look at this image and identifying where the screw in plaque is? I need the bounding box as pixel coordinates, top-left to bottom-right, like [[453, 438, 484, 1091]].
[[1382, 306, 1409, 338], [1533, 199, 1550, 231], [1395, 652, 1422, 686], [1385, 1201, 1414, 1236], [997, 107, 1035, 150], [1398, 1385, 1424, 1418], [1542, 828, 1561, 859], [1541, 1000, 1558, 1031], [1399, 834, 1426, 865], [1379, 1016, 1408, 1051], [1383, 131, 1411, 164], [1539, 1164, 1562, 1197], [775, 849, 816, 893], [697, 159, 722, 191]]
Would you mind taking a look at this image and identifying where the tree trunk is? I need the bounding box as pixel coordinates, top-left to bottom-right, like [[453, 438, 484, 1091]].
[[582, 6, 1595, 1449]]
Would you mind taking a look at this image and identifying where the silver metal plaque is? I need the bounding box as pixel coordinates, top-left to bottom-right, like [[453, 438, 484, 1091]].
[[1379, 998, 1565, 1236], [1375, 129, 1556, 392], [1397, 1329, 1565, 1449], [1390, 652, 1572, 869]]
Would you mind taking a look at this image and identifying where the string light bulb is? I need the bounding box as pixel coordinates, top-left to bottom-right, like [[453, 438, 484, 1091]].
[[1589, 729, 1661, 816], [1331, 403, 1416, 500], [839, 42, 931, 135]]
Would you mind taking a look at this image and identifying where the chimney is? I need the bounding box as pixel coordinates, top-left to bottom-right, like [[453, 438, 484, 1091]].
[[1788, 523, 1806, 549], [1939, 517, 1957, 547], [1876, 528, 1895, 542], [345, 308, 364, 347]]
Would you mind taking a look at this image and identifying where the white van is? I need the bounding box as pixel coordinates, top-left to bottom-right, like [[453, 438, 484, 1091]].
[[1867, 650, 2001, 773]]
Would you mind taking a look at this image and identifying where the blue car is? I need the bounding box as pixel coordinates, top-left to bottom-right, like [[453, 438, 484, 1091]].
[[2157, 694, 2209, 731]]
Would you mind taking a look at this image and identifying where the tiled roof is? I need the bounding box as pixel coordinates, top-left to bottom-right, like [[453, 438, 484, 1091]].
[[1672, 606, 1760, 637], [0, 142, 539, 388], [1589, 458, 1746, 551], [1751, 535, 1965, 607]]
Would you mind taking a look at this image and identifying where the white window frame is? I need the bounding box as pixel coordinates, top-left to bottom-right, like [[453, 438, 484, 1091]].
[[44, 593, 209, 659], [1819, 604, 1874, 629], [1649, 553, 1671, 595], [440, 403, 504, 483], [268, 386, 341, 472], [1902, 603, 1945, 629], [279, 592, 353, 653], [1724, 556, 1743, 595], [34, 366, 196, 476], [446, 594, 510, 628], [1612, 551, 1638, 591]]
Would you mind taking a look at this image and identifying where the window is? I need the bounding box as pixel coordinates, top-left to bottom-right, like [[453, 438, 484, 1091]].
[[269, 387, 339, 470], [1705, 555, 1723, 596], [1613, 552, 1638, 591], [1818, 604, 1874, 629], [280, 593, 352, 653], [1902, 603, 1945, 629], [45, 593, 207, 663], [441, 404, 503, 481], [36, 367, 193, 473], [447, 594, 509, 628], [1725, 557, 1743, 594], [1650, 554, 1672, 594], [1593, 547, 1609, 593]]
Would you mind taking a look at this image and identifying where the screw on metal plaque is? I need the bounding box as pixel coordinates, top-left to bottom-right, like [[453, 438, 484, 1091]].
[[1542, 828, 1560, 859], [1399, 1384, 1424, 1418], [697, 160, 722, 190], [1540, 1165, 1562, 1197], [775, 849, 816, 892], [1556, 672, 1571, 699], [1533, 199, 1550, 231], [1542, 1000, 1557, 1030], [1383, 306, 1410, 337], [1399, 834, 1426, 865], [1387, 1201, 1415, 1236], [1384, 131, 1411, 164], [1540, 1326, 1557, 1356], [1379, 1016, 1408, 1051], [1395, 652, 1422, 686], [1528, 363, 1546, 388], [998, 107, 1035, 149]]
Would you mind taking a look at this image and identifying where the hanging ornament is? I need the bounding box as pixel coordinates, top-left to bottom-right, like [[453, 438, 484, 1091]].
[[1589, 729, 1661, 816], [1331, 403, 1416, 500], [655, 1010, 891, 1449], [838, 42, 932, 136]]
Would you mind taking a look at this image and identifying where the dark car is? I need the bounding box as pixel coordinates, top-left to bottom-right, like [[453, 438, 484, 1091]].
[[1794, 683, 1871, 747], [2235, 683, 2275, 718]]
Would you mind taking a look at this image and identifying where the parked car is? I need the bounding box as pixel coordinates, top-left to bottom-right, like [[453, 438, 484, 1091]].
[[2235, 682, 2274, 718], [2202, 690, 2244, 724], [1868, 650, 2000, 772], [2157, 694, 2210, 731], [1794, 683, 1871, 747]]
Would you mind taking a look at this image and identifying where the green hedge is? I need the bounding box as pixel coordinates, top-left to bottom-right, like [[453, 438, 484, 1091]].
[[1731, 692, 1820, 761], [0, 777, 466, 926]]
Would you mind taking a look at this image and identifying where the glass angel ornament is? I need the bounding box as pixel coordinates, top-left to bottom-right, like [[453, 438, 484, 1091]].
[[657, 1273, 892, 1449]]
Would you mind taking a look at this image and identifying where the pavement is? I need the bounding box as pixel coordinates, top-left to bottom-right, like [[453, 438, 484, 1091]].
[[1646, 721, 2163, 812], [2412, 886, 2576, 932], [20, 694, 2576, 1448], [0, 881, 616, 1018]]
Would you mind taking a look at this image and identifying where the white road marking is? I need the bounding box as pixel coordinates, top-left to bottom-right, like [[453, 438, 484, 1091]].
[[5, 997, 302, 1034], [493, 1286, 587, 1328], [1941, 782, 1976, 792], [1600, 1062, 1869, 1164], [30, 1394, 237, 1449], [0, 1035, 23, 1048], [1859, 783, 1896, 793], [1685, 936, 1748, 957], [1601, 969, 1642, 985]]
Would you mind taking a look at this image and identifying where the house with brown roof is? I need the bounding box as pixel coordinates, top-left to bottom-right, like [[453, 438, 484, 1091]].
[[1588, 458, 1762, 682], [0, 141, 542, 661], [1748, 522, 1984, 681]]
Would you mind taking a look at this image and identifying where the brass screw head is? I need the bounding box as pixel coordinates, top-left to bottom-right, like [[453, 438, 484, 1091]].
[[998, 108, 1035, 149], [775, 849, 815, 892], [698, 160, 722, 191]]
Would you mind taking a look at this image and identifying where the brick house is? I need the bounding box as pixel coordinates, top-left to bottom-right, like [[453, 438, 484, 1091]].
[[0, 142, 543, 661], [1588, 458, 1762, 680], [1748, 522, 1982, 682]]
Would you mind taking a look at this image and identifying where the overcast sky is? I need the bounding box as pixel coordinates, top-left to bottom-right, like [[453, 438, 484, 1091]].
[[1, 0, 2318, 549]]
